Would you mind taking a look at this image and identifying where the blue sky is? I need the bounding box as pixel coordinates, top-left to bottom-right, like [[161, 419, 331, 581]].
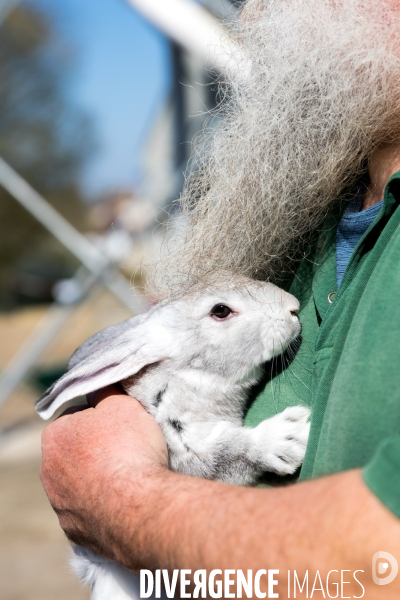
[[29, 0, 172, 199]]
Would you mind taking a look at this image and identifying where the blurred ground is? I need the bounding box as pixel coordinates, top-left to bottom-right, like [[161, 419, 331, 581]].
[[0, 291, 134, 599]]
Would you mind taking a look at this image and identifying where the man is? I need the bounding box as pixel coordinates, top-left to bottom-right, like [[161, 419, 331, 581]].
[[41, 0, 400, 596]]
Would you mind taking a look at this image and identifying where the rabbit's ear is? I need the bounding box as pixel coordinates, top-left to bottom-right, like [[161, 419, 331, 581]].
[[68, 314, 144, 369], [36, 316, 171, 420]]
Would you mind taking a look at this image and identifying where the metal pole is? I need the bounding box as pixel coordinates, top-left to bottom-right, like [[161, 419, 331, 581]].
[[126, 0, 249, 81], [0, 268, 99, 408], [0, 156, 144, 313], [0, 304, 76, 408]]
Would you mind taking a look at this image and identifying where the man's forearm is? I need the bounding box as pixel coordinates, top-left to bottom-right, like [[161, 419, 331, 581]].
[[41, 393, 400, 598], [113, 469, 400, 597]]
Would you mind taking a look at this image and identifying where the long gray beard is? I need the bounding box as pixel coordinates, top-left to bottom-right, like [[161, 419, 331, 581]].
[[148, 0, 400, 296]]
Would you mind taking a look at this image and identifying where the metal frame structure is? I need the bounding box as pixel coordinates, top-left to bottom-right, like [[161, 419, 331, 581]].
[[0, 158, 144, 408], [0, 0, 240, 412]]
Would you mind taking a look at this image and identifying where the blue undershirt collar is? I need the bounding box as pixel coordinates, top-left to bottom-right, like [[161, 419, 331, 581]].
[[336, 197, 383, 287]]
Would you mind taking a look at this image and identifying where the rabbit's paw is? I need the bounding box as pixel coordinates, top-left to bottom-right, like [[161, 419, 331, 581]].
[[251, 406, 310, 475]]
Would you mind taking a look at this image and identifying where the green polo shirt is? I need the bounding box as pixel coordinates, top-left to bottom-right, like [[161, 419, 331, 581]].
[[245, 170, 400, 517]]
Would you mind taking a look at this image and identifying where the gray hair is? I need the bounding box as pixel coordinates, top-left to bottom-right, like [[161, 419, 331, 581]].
[[149, 0, 400, 296]]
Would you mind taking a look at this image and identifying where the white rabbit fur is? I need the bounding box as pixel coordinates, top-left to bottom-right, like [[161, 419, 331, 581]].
[[36, 272, 310, 600]]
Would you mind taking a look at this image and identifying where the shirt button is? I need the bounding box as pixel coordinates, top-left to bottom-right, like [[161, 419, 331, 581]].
[[328, 291, 336, 304]]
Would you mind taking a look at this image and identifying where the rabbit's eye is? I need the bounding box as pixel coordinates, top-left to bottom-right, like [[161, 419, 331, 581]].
[[210, 304, 232, 319]]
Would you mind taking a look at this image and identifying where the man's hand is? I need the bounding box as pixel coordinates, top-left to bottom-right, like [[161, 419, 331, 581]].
[[41, 386, 400, 597], [40, 385, 168, 566]]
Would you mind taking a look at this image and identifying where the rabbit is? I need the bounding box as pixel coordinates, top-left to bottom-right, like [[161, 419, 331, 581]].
[[36, 272, 310, 600]]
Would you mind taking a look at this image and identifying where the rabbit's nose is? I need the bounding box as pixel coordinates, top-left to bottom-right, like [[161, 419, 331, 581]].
[[283, 293, 300, 315]]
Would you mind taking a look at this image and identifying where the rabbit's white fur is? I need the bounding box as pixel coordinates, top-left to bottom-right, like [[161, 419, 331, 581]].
[[36, 273, 310, 600]]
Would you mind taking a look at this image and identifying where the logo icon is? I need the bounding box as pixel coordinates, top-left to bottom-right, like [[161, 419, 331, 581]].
[[372, 552, 398, 585]]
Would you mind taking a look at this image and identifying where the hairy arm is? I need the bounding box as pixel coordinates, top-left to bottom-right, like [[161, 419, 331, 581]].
[[40, 387, 400, 598]]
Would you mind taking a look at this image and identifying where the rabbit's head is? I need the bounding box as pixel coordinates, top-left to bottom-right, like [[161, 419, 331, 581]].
[[36, 273, 300, 420], [166, 273, 300, 377]]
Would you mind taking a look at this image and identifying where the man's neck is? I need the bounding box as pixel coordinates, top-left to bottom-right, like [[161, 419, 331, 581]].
[[362, 143, 400, 210]]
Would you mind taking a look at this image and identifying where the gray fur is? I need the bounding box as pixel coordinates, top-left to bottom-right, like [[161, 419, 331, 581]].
[[36, 273, 310, 600]]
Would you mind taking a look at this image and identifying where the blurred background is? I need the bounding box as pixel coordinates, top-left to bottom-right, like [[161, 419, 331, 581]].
[[0, 0, 244, 597]]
